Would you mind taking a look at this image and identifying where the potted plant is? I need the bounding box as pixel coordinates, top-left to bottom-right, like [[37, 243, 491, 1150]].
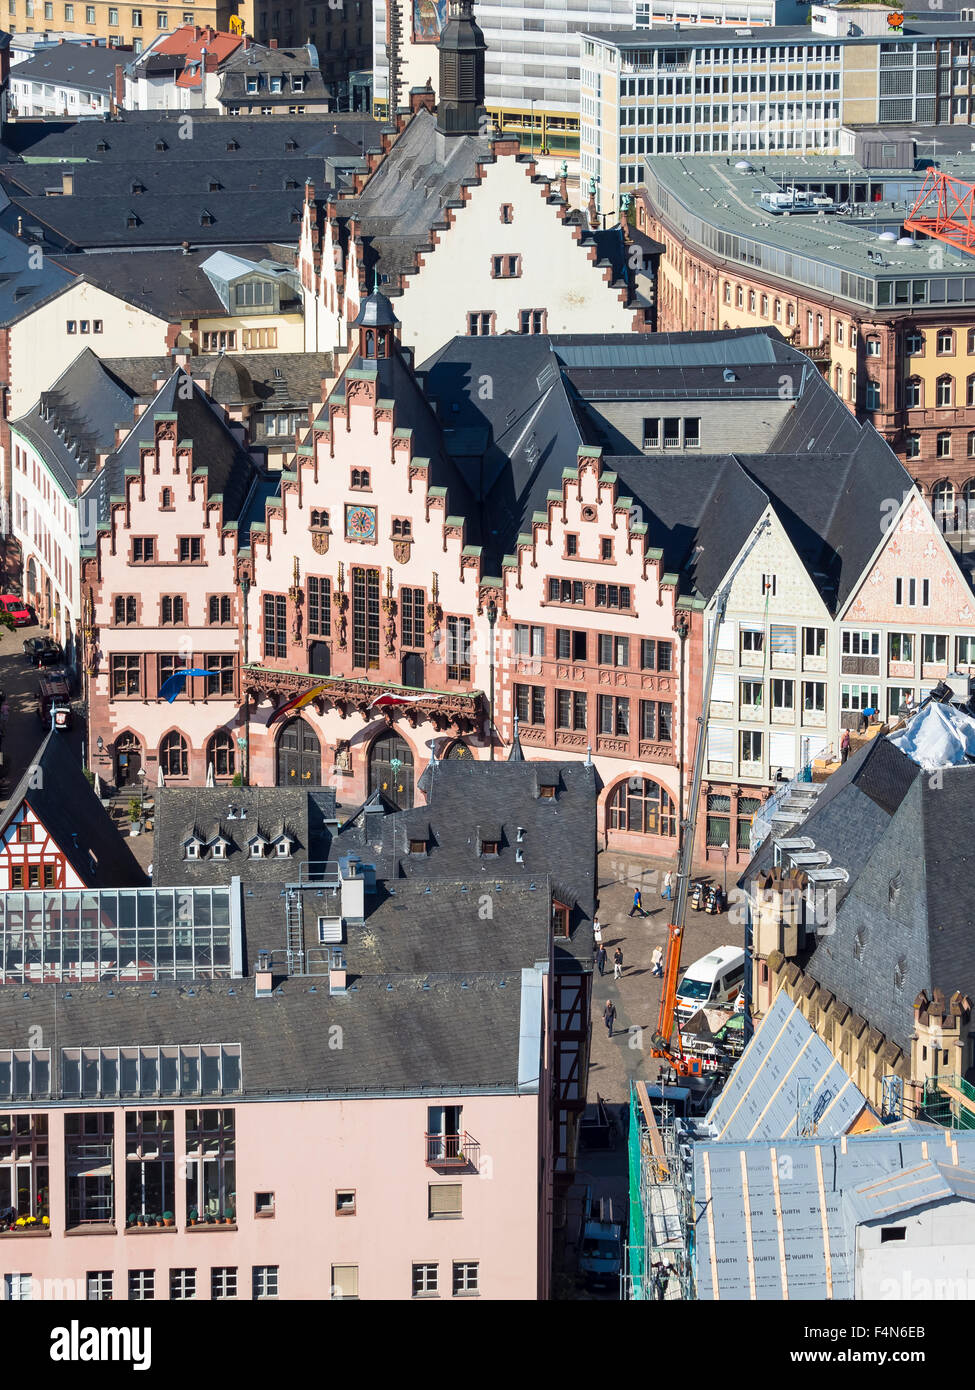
[[127, 1213, 137, 1229], [128, 797, 142, 835], [188, 1208, 198, 1227], [163, 1211, 174, 1227], [223, 1207, 235, 1226], [136, 1213, 146, 1227]]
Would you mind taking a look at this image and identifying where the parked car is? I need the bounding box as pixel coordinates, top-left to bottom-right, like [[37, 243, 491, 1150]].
[[37, 671, 73, 730], [23, 636, 63, 667], [0, 595, 32, 627]]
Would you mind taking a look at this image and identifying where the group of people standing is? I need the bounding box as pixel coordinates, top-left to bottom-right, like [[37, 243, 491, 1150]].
[[594, 865, 678, 1037]]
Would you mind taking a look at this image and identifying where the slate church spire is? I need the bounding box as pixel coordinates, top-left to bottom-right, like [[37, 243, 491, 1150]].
[[436, 0, 487, 137]]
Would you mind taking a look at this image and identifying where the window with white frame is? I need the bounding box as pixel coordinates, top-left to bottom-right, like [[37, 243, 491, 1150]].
[[803, 627, 826, 658], [86, 1270, 113, 1301], [513, 625, 544, 658], [412, 1262, 439, 1296], [253, 1265, 279, 1298], [771, 678, 794, 710], [125, 1110, 174, 1221], [802, 681, 825, 712], [453, 1261, 479, 1295], [184, 1109, 235, 1223], [128, 1269, 154, 1300], [65, 1112, 114, 1227], [888, 632, 914, 663], [922, 634, 948, 665], [331, 1264, 359, 1299], [842, 629, 879, 655], [958, 636, 975, 666], [740, 729, 763, 763], [841, 684, 879, 710], [170, 1268, 196, 1300], [0, 1114, 49, 1221], [4, 1273, 32, 1301], [211, 1266, 237, 1299]]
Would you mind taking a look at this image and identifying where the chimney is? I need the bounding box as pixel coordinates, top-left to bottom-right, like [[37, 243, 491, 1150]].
[[243, 34, 251, 48], [61, 171, 73, 196], [269, 37, 278, 48], [329, 951, 347, 995], [115, 62, 124, 108], [255, 950, 273, 998]]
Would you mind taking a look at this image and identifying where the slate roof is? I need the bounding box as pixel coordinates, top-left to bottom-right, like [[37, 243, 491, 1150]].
[[0, 219, 74, 326], [83, 368, 264, 544], [152, 786, 337, 887], [0, 976, 527, 1095], [342, 879, 552, 978], [217, 43, 330, 104], [0, 732, 146, 887], [102, 351, 332, 415], [9, 348, 136, 499], [705, 990, 871, 1143], [11, 43, 120, 91], [51, 243, 297, 321], [694, 1127, 975, 1300], [339, 757, 599, 966], [418, 329, 915, 604], [0, 110, 386, 163], [2, 159, 326, 201], [746, 736, 975, 1053]]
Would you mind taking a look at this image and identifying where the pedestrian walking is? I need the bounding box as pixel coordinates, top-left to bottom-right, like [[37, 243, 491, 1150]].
[[613, 946, 623, 979], [596, 944, 607, 976], [651, 945, 664, 977], [603, 999, 617, 1038], [662, 871, 673, 901], [629, 887, 645, 917], [593, 915, 603, 949], [840, 728, 851, 763]]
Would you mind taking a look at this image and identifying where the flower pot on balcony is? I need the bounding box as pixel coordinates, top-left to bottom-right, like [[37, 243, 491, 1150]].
[[163, 1212, 174, 1227]]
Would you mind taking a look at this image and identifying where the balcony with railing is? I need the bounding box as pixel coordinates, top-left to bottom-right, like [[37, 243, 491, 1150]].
[[425, 1132, 480, 1172]]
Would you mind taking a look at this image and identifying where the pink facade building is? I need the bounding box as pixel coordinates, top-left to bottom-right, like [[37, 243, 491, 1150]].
[[82, 302, 704, 861], [0, 753, 599, 1300]]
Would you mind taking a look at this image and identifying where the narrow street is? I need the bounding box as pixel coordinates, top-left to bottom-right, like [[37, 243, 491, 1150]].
[[561, 848, 742, 1299]]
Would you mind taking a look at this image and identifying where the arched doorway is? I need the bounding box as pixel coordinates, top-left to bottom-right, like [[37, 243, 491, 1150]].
[[43, 576, 52, 623], [26, 557, 37, 603], [369, 730, 414, 809], [275, 717, 321, 786], [115, 732, 142, 788], [607, 777, 677, 837]]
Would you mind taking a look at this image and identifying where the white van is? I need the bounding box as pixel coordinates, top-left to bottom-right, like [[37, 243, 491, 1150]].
[[676, 946, 745, 1023]]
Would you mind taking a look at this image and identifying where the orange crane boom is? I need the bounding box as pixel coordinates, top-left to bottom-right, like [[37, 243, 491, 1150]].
[[650, 517, 771, 1077]]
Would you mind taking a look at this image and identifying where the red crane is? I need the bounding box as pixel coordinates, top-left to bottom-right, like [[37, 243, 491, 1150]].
[[903, 169, 975, 257]]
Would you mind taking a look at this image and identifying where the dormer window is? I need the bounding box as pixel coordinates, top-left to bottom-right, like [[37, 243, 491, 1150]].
[[211, 841, 226, 859], [185, 841, 202, 860], [409, 839, 427, 855], [246, 76, 259, 93], [200, 211, 215, 227], [481, 840, 500, 856], [226, 139, 239, 152], [249, 840, 266, 859], [154, 139, 167, 152], [275, 839, 292, 858], [539, 785, 556, 800]]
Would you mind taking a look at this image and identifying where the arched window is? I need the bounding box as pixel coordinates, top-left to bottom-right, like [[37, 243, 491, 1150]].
[[962, 478, 975, 532], [773, 298, 782, 322], [849, 369, 856, 403], [865, 379, 881, 410], [905, 376, 922, 409], [160, 731, 189, 778], [834, 365, 842, 396], [866, 335, 881, 357], [933, 480, 956, 530], [967, 374, 975, 408], [350, 469, 370, 489], [607, 778, 676, 836], [206, 730, 236, 779], [936, 374, 954, 408], [937, 327, 954, 355], [310, 509, 329, 528]]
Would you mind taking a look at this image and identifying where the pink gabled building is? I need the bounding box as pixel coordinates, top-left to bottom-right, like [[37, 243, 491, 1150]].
[[0, 756, 590, 1300], [81, 297, 707, 856]]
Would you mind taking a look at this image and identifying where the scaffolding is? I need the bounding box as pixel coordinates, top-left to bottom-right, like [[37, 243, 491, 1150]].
[[920, 1073, 975, 1132], [625, 1081, 694, 1300]]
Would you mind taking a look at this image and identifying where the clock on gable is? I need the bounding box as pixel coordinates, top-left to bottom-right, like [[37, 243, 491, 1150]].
[[345, 504, 377, 542]]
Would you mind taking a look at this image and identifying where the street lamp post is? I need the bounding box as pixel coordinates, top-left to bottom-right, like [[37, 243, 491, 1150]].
[[721, 839, 730, 900], [530, 98, 535, 157], [487, 600, 497, 760], [138, 769, 146, 829]]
